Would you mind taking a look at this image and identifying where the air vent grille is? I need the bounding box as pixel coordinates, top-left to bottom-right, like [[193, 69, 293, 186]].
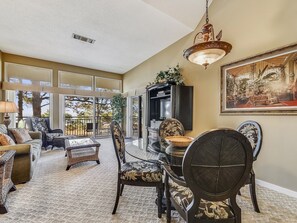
[[72, 33, 96, 44]]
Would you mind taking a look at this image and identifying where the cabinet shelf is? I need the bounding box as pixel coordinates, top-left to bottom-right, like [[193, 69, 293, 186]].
[[147, 84, 193, 131], [150, 95, 170, 100]]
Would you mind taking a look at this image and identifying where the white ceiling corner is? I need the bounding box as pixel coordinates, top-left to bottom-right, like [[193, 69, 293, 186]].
[[0, 0, 208, 74]]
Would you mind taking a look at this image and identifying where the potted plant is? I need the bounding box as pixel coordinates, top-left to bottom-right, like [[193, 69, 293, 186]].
[[111, 94, 126, 125], [148, 64, 184, 86]]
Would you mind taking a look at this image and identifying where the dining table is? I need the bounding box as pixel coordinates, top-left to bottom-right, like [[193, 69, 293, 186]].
[[125, 137, 193, 176]]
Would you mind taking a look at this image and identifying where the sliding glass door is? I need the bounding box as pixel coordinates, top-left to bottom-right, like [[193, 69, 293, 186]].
[[131, 96, 143, 139], [94, 97, 112, 137], [63, 96, 112, 137], [64, 96, 94, 136]]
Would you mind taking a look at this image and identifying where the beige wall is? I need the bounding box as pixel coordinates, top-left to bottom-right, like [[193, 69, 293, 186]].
[[1, 53, 122, 128], [124, 0, 297, 192]]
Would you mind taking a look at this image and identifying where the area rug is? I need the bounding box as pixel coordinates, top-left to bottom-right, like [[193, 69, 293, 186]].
[[0, 138, 297, 223]]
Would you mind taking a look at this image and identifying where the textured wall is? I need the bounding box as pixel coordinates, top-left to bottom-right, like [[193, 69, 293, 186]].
[[123, 0, 297, 191]]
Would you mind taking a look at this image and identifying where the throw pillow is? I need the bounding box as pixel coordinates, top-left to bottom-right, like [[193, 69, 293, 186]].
[[31, 117, 49, 133], [10, 129, 32, 144], [0, 133, 16, 146]]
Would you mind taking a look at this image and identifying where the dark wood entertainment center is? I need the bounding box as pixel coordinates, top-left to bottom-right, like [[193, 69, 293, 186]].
[[146, 83, 193, 151]]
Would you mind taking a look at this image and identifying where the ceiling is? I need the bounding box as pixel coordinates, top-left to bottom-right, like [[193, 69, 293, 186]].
[[0, 0, 209, 74]]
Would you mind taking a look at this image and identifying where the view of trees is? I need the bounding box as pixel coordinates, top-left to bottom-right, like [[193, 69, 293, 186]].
[[64, 96, 112, 136], [16, 90, 50, 120], [15, 90, 113, 136]]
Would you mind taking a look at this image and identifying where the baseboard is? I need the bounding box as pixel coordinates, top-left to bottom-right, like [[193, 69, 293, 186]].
[[256, 179, 297, 198]]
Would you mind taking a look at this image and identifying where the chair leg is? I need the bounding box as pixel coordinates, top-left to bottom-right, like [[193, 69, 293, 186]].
[[0, 204, 8, 214], [120, 184, 124, 196], [229, 196, 241, 223], [165, 176, 171, 223], [250, 173, 260, 213], [9, 185, 16, 192], [112, 180, 121, 215], [157, 185, 162, 218]]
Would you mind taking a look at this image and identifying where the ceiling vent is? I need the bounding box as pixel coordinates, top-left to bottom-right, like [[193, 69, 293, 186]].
[[72, 33, 96, 44]]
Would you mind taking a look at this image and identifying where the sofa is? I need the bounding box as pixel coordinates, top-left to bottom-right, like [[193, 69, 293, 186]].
[[0, 124, 42, 184]]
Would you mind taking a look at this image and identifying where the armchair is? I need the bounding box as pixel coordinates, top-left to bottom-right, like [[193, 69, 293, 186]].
[[26, 117, 63, 148], [164, 129, 253, 223]]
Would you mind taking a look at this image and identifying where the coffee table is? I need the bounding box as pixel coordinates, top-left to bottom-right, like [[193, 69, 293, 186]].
[[65, 137, 100, 170]]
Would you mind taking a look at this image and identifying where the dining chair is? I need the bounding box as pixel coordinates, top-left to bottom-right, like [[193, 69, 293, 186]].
[[158, 118, 185, 152], [110, 121, 163, 218], [164, 129, 253, 223], [237, 120, 263, 213]]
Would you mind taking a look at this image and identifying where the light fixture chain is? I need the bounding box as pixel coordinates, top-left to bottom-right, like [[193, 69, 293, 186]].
[[206, 0, 209, 24]]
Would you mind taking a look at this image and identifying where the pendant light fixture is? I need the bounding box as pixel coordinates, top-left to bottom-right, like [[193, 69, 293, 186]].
[[183, 0, 232, 69]]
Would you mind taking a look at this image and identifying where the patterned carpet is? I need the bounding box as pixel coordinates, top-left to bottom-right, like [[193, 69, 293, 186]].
[[1, 138, 297, 223]]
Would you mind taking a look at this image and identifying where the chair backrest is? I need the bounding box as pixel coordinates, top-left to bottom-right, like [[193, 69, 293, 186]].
[[27, 117, 50, 132], [183, 129, 253, 202], [159, 118, 185, 138], [236, 120, 262, 160], [110, 121, 126, 170], [158, 118, 185, 150]]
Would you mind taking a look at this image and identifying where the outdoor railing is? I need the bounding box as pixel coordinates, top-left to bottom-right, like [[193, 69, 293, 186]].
[[64, 116, 111, 137], [17, 116, 111, 138]]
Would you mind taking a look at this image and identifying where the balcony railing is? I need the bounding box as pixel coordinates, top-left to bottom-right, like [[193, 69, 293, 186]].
[[17, 116, 111, 138], [64, 116, 111, 137]]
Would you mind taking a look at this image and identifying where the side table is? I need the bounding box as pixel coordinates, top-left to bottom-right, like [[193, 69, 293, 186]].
[[0, 150, 16, 214]]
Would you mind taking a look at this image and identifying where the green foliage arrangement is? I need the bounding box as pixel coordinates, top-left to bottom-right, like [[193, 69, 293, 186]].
[[149, 64, 184, 86], [111, 94, 125, 124]]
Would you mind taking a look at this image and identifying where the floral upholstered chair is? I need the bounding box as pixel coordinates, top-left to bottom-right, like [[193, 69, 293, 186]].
[[26, 117, 63, 148], [164, 129, 253, 223], [110, 121, 163, 218], [237, 120, 263, 213], [158, 118, 185, 152]]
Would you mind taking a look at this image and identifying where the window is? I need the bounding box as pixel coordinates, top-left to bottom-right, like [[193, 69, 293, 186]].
[[15, 91, 50, 119], [5, 63, 52, 86], [95, 77, 122, 93], [59, 71, 93, 90]]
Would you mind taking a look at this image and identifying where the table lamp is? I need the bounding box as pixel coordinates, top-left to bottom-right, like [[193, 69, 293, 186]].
[[0, 100, 18, 128]]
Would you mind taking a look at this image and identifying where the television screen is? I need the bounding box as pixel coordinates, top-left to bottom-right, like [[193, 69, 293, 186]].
[[160, 98, 171, 119]]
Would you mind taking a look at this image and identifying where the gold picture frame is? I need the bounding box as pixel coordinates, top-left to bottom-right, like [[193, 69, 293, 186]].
[[221, 43, 297, 115]]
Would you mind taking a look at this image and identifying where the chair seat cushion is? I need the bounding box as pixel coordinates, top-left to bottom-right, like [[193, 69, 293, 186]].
[[24, 139, 42, 147], [46, 133, 63, 141], [121, 161, 162, 182], [169, 181, 234, 220]]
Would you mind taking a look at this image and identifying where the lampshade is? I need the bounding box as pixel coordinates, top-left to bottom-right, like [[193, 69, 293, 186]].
[[0, 101, 18, 113], [183, 0, 232, 69], [0, 100, 18, 128]]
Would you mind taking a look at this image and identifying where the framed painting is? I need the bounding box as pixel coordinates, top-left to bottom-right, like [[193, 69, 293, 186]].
[[221, 43, 297, 114]]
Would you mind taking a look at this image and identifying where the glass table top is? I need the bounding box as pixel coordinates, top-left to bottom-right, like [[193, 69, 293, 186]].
[[125, 139, 188, 168]]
